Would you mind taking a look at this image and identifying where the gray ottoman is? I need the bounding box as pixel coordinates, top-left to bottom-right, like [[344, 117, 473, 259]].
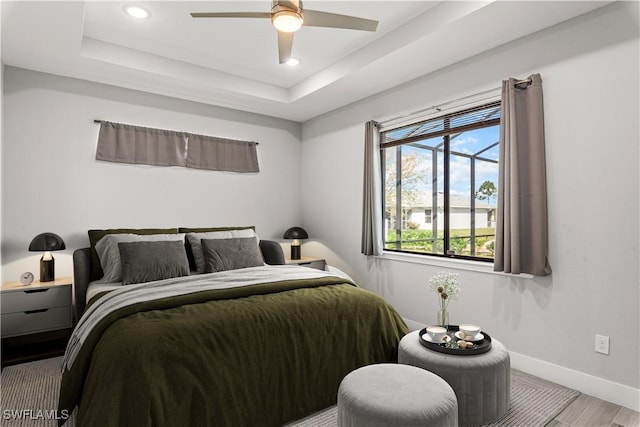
[[398, 330, 510, 426], [337, 363, 458, 427]]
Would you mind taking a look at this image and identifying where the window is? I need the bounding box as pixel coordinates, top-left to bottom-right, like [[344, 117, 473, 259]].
[[424, 209, 432, 224], [380, 101, 500, 261]]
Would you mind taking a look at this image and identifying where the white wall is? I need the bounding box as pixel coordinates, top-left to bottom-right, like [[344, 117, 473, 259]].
[[1, 67, 302, 282], [301, 2, 639, 408]]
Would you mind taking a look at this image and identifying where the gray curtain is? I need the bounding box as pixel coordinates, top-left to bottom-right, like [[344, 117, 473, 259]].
[[187, 134, 259, 173], [95, 121, 259, 173], [494, 74, 552, 276], [96, 122, 186, 166], [361, 120, 383, 256]]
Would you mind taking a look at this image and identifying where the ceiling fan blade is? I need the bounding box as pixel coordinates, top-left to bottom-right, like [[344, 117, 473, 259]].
[[303, 10, 378, 32], [277, 31, 294, 64], [190, 12, 271, 19]]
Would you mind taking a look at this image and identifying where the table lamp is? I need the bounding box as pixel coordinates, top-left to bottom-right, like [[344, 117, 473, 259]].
[[29, 232, 66, 282], [283, 226, 308, 260]]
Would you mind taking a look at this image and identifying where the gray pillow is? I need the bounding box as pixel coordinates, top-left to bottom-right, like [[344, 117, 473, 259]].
[[201, 237, 264, 273], [186, 229, 257, 273], [118, 240, 190, 285], [96, 233, 185, 283]]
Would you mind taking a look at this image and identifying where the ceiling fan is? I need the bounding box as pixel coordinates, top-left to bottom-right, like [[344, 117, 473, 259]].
[[191, 0, 379, 64]]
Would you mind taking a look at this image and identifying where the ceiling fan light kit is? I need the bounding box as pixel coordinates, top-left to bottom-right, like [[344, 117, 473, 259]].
[[272, 11, 303, 33], [191, 0, 378, 64], [272, 4, 303, 33]]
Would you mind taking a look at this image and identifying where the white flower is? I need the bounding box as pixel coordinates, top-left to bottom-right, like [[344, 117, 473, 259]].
[[429, 271, 460, 310]]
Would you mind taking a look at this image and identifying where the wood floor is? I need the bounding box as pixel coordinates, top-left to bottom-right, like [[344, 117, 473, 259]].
[[549, 393, 640, 427]]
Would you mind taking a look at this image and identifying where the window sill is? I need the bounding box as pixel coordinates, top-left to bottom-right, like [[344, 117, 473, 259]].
[[376, 251, 534, 279]]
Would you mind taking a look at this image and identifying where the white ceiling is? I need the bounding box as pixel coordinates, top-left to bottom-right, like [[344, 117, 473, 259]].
[[1, 1, 611, 122]]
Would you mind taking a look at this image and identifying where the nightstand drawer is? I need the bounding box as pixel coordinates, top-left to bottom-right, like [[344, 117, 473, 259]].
[[1, 306, 72, 337], [1, 286, 70, 313]]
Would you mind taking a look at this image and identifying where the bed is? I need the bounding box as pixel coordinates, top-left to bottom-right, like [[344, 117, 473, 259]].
[[58, 228, 408, 427]]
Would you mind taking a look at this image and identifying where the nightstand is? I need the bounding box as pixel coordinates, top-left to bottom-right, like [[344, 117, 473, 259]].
[[285, 257, 326, 270], [1, 277, 73, 338]]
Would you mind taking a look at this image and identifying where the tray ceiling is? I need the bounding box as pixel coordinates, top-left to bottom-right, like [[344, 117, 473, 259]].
[[1, 1, 610, 122]]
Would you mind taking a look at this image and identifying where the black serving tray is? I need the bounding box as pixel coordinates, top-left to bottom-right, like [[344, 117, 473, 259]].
[[419, 325, 492, 355]]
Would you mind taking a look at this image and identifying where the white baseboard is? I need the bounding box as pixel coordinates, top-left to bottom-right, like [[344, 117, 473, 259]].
[[509, 351, 640, 412], [402, 317, 639, 412]]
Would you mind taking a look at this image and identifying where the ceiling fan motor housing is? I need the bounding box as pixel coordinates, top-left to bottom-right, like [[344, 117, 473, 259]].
[[272, 0, 303, 12]]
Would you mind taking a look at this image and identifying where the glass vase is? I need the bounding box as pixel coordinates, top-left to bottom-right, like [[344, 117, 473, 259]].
[[437, 308, 449, 330]]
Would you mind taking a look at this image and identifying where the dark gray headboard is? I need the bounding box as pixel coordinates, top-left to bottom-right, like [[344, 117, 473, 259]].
[[73, 239, 285, 321]]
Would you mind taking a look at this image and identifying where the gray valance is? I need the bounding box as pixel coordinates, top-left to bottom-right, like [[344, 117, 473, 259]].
[[96, 122, 186, 167], [187, 134, 259, 173], [95, 121, 259, 173]]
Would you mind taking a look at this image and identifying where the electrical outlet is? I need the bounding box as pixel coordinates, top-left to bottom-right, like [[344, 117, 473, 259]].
[[595, 335, 610, 355]]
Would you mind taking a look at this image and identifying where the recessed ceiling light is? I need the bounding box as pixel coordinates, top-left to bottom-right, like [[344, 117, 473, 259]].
[[285, 58, 300, 66], [124, 5, 151, 19]]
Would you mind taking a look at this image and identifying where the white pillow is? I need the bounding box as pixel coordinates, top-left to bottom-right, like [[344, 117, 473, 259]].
[[95, 233, 185, 283], [186, 229, 257, 273]]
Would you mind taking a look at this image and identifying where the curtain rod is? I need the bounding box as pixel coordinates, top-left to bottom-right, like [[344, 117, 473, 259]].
[[514, 78, 533, 85], [380, 87, 499, 127], [379, 77, 532, 128]]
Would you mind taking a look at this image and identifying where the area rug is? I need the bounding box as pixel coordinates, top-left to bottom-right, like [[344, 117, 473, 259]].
[[1, 357, 579, 427], [288, 369, 580, 427]]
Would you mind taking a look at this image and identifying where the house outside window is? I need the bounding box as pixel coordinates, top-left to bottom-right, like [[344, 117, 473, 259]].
[[487, 209, 495, 228], [381, 101, 500, 261]]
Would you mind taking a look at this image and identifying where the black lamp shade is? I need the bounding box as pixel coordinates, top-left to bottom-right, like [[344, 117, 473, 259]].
[[29, 233, 65, 282], [282, 227, 309, 240], [28, 233, 66, 252], [283, 227, 308, 260]]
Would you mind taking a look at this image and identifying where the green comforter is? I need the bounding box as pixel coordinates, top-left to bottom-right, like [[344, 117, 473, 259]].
[[58, 272, 408, 427]]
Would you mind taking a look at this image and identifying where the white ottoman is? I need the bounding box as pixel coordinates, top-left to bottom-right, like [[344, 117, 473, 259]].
[[337, 363, 458, 427], [399, 330, 511, 426]]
